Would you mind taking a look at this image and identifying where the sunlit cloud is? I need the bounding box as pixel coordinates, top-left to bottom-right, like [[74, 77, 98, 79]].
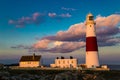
[[11, 14, 120, 53], [54, 41, 63, 46], [32, 41, 85, 53], [33, 39, 51, 49], [32, 14, 120, 53]]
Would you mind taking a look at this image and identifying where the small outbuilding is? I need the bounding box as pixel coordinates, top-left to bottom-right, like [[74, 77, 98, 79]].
[[50, 56, 78, 68], [19, 53, 41, 67]]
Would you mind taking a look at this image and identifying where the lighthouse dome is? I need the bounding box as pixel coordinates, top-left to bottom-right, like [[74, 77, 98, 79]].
[[87, 13, 93, 17], [86, 13, 95, 25], [86, 13, 94, 20]]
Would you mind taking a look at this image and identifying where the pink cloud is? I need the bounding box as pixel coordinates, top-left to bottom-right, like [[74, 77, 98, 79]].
[[46, 41, 85, 53], [32, 14, 120, 53], [33, 12, 41, 20], [9, 12, 72, 27], [33, 12, 40, 17], [56, 23, 85, 41], [11, 14, 120, 53], [95, 14, 120, 28], [8, 12, 45, 27], [32, 41, 85, 53], [59, 41, 85, 51], [33, 39, 51, 49], [48, 13, 57, 18]]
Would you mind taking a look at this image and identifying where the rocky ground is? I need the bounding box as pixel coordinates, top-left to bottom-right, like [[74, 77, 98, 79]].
[[0, 69, 120, 80]]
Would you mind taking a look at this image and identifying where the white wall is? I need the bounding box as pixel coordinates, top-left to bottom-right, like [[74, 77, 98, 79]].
[[19, 61, 40, 67], [51, 59, 77, 68]]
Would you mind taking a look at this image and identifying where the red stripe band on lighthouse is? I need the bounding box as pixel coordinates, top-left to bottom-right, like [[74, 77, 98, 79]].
[[86, 37, 98, 51]]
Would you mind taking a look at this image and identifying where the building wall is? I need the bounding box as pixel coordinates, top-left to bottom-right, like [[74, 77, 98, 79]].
[[51, 59, 77, 68], [19, 61, 40, 67]]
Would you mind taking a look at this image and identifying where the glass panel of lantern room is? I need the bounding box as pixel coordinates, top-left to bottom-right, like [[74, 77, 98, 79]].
[[89, 16, 93, 20]]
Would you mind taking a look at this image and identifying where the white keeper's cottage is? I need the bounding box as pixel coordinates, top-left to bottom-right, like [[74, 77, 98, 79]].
[[19, 53, 41, 67]]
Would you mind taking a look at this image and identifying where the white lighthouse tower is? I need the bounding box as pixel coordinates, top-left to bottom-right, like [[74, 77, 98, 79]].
[[85, 13, 99, 68]]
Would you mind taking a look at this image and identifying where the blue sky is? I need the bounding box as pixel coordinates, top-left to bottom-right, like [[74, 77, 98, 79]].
[[0, 0, 120, 65]]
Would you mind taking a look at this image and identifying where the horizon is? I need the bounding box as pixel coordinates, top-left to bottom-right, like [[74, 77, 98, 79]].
[[0, 0, 120, 65]]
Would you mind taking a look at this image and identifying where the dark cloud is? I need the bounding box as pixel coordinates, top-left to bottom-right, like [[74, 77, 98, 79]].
[[96, 27, 119, 36], [11, 44, 33, 49]]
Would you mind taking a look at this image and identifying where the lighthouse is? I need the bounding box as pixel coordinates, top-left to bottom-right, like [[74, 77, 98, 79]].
[[85, 13, 99, 68]]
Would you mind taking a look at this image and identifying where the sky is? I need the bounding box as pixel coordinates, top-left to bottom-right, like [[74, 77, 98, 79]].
[[0, 0, 120, 65]]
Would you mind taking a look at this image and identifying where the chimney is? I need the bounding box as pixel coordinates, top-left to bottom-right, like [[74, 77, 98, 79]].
[[56, 57, 59, 59], [70, 56, 73, 59], [61, 56, 64, 59], [33, 53, 35, 60]]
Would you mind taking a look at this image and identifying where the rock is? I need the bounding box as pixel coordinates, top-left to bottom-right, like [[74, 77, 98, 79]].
[[54, 71, 78, 80], [0, 71, 10, 77]]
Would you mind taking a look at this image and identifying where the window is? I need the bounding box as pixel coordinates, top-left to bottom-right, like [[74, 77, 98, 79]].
[[89, 16, 93, 20], [63, 61, 65, 64], [58, 61, 60, 64], [71, 61, 73, 64]]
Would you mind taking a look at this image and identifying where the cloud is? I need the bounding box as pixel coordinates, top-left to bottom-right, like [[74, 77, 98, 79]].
[[8, 12, 45, 27], [95, 14, 120, 46], [41, 41, 85, 53], [97, 37, 120, 46], [48, 13, 72, 20], [95, 14, 120, 28], [32, 12, 45, 24], [61, 7, 77, 11], [59, 13, 71, 18], [11, 14, 120, 53], [33, 39, 51, 49], [42, 23, 85, 41], [54, 41, 63, 46], [11, 44, 32, 49], [32, 14, 120, 53], [31, 41, 85, 53], [48, 13, 57, 18], [9, 12, 72, 27]]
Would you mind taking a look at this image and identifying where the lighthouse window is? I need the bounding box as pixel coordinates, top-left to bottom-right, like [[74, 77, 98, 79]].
[[89, 16, 93, 20]]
